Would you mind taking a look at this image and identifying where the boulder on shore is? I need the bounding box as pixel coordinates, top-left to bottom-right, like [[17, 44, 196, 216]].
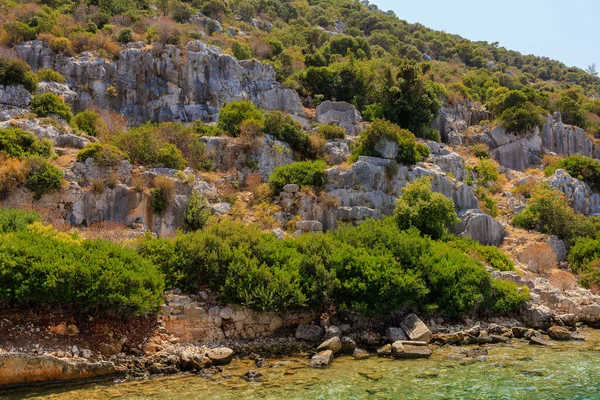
[[205, 347, 234, 365], [310, 350, 334, 368], [295, 324, 325, 341], [400, 314, 433, 343]]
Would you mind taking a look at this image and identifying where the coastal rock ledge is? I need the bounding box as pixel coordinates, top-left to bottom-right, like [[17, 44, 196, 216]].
[[0, 353, 120, 387]]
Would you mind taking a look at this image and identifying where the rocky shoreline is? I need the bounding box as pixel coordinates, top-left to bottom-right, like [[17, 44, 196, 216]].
[[0, 307, 593, 390]]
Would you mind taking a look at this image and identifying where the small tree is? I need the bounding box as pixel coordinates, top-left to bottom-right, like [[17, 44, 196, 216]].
[[217, 100, 263, 136], [232, 41, 252, 60], [394, 177, 458, 239], [184, 191, 211, 231], [30, 92, 73, 122]]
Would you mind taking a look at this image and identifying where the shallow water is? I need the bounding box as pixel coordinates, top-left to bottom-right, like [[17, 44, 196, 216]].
[[5, 330, 600, 400]]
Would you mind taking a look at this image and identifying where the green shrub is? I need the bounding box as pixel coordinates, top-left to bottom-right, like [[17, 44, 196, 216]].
[[73, 110, 104, 137], [484, 280, 530, 314], [193, 122, 222, 137], [232, 41, 252, 60], [0, 207, 39, 234], [76, 142, 126, 166], [0, 127, 54, 159], [499, 102, 544, 134], [0, 223, 164, 316], [184, 191, 211, 231], [24, 156, 63, 200], [316, 124, 346, 140], [470, 143, 491, 159], [155, 143, 186, 170], [352, 119, 423, 164], [395, 177, 459, 240], [30, 92, 73, 122], [476, 158, 499, 185], [150, 176, 175, 214], [2, 21, 37, 46], [445, 236, 514, 271], [269, 160, 327, 194], [568, 237, 600, 273], [545, 155, 600, 192], [217, 101, 263, 136], [0, 57, 38, 92], [35, 68, 66, 84], [116, 27, 134, 43], [263, 111, 313, 157]]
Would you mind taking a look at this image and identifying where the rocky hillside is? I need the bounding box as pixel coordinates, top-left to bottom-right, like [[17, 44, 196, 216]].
[[2, 0, 600, 387]]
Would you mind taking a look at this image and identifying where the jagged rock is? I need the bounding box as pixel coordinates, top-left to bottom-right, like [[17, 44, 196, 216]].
[[529, 336, 553, 346], [295, 325, 324, 341], [521, 303, 552, 330], [341, 336, 356, 352], [400, 313, 432, 343], [310, 350, 333, 368], [324, 326, 342, 339], [16, 40, 304, 124], [432, 104, 491, 143], [385, 327, 408, 343], [481, 125, 543, 171], [296, 220, 323, 233], [542, 113, 600, 160], [430, 151, 466, 181], [317, 337, 342, 354], [210, 202, 232, 216], [0, 118, 89, 148], [373, 137, 398, 160], [316, 101, 362, 136], [547, 326, 573, 341], [547, 169, 600, 215], [0, 84, 31, 107], [376, 344, 392, 357], [456, 209, 507, 245], [37, 81, 79, 106], [205, 347, 233, 365], [324, 140, 351, 165], [547, 236, 568, 262], [0, 354, 118, 387], [352, 348, 370, 360]]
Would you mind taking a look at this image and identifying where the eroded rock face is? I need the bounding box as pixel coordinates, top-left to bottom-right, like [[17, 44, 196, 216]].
[[456, 209, 507, 245], [542, 113, 600, 159], [0, 353, 118, 387], [16, 40, 304, 124], [316, 101, 363, 136], [547, 169, 600, 216], [296, 156, 478, 230], [0, 118, 89, 149], [0, 84, 31, 107]]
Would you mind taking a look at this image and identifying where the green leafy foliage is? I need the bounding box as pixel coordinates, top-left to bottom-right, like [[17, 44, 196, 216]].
[[73, 110, 104, 137], [262, 111, 313, 158], [0, 208, 39, 234], [445, 236, 514, 271], [0, 127, 54, 159], [139, 218, 527, 316], [352, 119, 424, 164], [394, 177, 459, 240], [184, 191, 211, 231], [232, 41, 252, 60], [24, 156, 63, 200], [76, 142, 126, 167], [269, 160, 326, 194], [0, 57, 37, 92], [316, 124, 346, 140], [0, 220, 164, 316], [217, 101, 263, 137], [35, 68, 66, 84], [30, 92, 73, 122]]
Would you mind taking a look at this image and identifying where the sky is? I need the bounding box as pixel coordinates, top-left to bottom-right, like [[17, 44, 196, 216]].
[[371, 0, 599, 71]]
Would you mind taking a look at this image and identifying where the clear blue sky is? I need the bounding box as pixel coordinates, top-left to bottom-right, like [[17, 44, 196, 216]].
[[371, 0, 599, 71]]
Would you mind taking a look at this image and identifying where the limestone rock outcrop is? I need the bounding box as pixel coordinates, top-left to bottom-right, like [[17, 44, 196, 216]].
[[16, 40, 304, 124], [0, 84, 31, 107], [0, 353, 118, 387], [316, 101, 363, 136], [547, 169, 600, 215], [456, 209, 507, 245]]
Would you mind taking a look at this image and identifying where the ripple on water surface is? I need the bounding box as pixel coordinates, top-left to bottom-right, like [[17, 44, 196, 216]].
[[4, 329, 600, 400]]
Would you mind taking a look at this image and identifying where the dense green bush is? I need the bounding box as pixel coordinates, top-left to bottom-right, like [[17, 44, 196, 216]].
[[116, 27, 134, 43], [0, 208, 39, 234], [30, 92, 73, 122], [24, 156, 63, 199], [0, 57, 37, 92], [395, 177, 459, 240], [76, 142, 126, 166], [470, 143, 491, 159], [545, 155, 600, 192], [0, 222, 164, 316], [35, 68, 66, 84], [488, 89, 544, 134], [0, 128, 54, 159], [73, 110, 104, 136], [184, 191, 211, 231], [112, 124, 187, 170], [217, 101, 263, 136], [445, 236, 514, 271], [269, 160, 327, 194], [352, 119, 425, 164], [139, 218, 527, 316], [316, 124, 346, 140], [484, 280, 530, 314], [232, 41, 252, 60], [262, 111, 313, 157]]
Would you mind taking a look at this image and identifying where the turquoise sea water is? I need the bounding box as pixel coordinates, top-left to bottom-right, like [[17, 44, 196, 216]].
[[4, 330, 600, 400]]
